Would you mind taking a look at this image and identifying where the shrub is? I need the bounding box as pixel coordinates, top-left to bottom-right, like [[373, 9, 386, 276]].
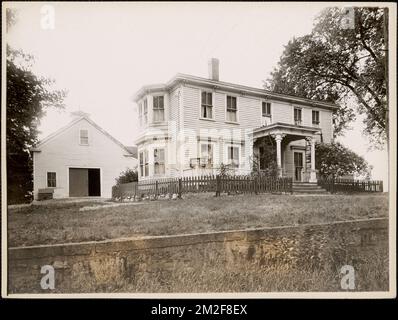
[[115, 168, 138, 185]]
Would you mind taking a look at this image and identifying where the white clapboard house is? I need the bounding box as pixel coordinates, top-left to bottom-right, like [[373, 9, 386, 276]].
[[133, 58, 338, 183], [31, 112, 137, 199]]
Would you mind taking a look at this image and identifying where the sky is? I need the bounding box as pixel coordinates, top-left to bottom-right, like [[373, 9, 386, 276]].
[[5, 2, 388, 184]]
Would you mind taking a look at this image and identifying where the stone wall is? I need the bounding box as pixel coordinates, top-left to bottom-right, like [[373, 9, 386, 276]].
[[8, 218, 388, 293]]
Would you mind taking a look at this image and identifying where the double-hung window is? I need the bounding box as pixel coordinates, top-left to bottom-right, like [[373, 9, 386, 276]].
[[154, 148, 165, 175], [312, 110, 320, 126], [139, 152, 144, 177], [262, 102, 271, 117], [143, 98, 148, 124], [47, 172, 56, 187], [139, 151, 149, 177], [261, 101, 272, 126], [200, 143, 213, 168], [144, 150, 149, 176], [227, 146, 239, 168], [201, 91, 213, 119], [80, 129, 89, 145], [226, 96, 237, 122], [153, 96, 165, 122], [294, 107, 302, 125], [138, 103, 143, 126]]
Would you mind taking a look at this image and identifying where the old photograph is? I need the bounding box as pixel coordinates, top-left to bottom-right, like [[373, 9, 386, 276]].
[[1, 2, 396, 299]]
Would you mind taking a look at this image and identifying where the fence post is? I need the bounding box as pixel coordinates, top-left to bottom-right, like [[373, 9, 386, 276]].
[[290, 178, 293, 194], [178, 178, 182, 199], [155, 180, 159, 199], [216, 175, 221, 197]]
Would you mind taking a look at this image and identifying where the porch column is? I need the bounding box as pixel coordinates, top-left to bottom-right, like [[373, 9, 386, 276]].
[[274, 133, 285, 177], [308, 136, 317, 183]]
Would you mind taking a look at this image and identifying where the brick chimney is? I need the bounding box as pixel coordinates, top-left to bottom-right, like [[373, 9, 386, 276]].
[[208, 58, 219, 81]]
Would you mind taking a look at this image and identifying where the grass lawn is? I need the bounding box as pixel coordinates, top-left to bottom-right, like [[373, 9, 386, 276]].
[[8, 193, 388, 247]]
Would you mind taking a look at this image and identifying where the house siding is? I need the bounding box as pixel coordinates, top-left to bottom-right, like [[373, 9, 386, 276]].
[[272, 101, 293, 124]]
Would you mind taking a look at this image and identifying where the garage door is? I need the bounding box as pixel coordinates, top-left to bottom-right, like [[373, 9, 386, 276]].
[[69, 168, 101, 197]]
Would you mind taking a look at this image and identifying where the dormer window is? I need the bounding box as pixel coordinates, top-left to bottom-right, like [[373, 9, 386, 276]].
[[80, 129, 89, 145], [153, 96, 165, 122]]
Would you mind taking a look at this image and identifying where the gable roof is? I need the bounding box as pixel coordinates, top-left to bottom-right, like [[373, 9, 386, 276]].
[[133, 73, 339, 111], [31, 115, 137, 158]]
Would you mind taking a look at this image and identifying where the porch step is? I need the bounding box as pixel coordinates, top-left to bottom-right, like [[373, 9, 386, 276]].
[[292, 182, 329, 194]]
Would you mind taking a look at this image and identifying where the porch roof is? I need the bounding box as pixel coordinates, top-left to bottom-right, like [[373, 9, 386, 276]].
[[252, 122, 321, 139]]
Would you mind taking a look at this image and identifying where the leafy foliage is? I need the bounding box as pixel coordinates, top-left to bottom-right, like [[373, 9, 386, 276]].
[[265, 7, 388, 146], [6, 45, 66, 203], [252, 135, 279, 177], [315, 142, 369, 178], [115, 168, 138, 185], [218, 163, 232, 177]]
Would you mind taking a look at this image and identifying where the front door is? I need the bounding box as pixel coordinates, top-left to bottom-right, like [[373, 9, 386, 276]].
[[294, 152, 303, 182]]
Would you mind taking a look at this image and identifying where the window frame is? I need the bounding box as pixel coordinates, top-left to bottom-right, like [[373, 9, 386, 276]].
[[144, 150, 149, 177], [47, 172, 57, 188], [199, 142, 214, 168], [139, 151, 144, 177], [153, 148, 166, 175], [143, 98, 148, 125], [139, 151, 149, 177], [79, 129, 89, 145], [293, 107, 302, 125], [200, 90, 214, 120], [312, 110, 320, 125], [262, 101, 272, 117], [138, 102, 143, 126], [225, 144, 240, 169], [226, 95, 238, 123], [153, 95, 165, 123]]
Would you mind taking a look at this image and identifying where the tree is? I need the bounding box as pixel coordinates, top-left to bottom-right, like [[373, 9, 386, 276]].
[[115, 168, 138, 185], [6, 8, 66, 203], [265, 7, 388, 147], [315, 142, 369, 178]]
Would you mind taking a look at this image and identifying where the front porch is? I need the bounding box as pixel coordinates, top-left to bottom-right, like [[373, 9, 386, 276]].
[[252, 122, 322, 183]]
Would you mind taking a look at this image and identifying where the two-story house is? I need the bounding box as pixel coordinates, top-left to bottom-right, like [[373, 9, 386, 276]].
[[133, 59, 338, 183]]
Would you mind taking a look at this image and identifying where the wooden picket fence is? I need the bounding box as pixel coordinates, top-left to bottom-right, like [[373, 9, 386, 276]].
[[112, 175, 293, 201], [318, 177, 383, 193]]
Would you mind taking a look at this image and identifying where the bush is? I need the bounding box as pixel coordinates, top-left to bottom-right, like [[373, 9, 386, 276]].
[[252, 135, 279, 178], [115, 168, 138, 185]]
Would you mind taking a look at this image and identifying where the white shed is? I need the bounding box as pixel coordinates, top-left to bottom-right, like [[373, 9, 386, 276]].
[[31, 113, 137, 199]]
